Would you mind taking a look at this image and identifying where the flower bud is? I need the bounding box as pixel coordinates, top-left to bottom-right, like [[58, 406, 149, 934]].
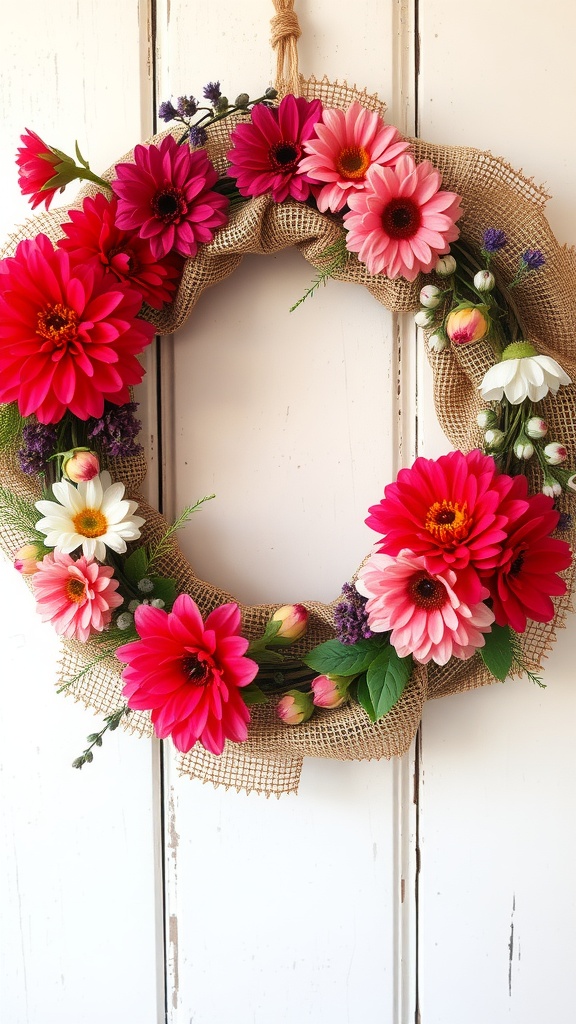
[[13, 542, 42, 575], [474, 270, 495, 292], [128, 599, 140, 612], [276, 689, 314, 725], [414, 309, 435, 328], [138, 577, 154, 594], [270, 604, 308, 643], [234, 93, 250, 108], [419, 284, 442, 309], [311, 674, 351, 709], [544, 442, 567, 465], [428, 333, 449, 353], [117, 612, 134, 630], [151, 598, 165, 609], [62, 447, 100, 483], [435, 255, 457, 277], [567, 474, 576, 493], [446, 306, 489, 345], [525, 417, 548, 439], [476, 409, 497, 429], [514, 440, 534, 460], [484, 428, 505, 450], [543, 476, 562, 498]]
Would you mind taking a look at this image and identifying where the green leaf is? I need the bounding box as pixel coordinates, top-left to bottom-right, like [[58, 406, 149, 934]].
[[148, 576, 177, 609], [480, 623, 514, 681], [0, 402, 24, 454], [303, 636, 388, 677], [249, 648, 286, 666], [123, 546, 149, 584], [241, 684, 269, 706], [355, 674, 377, 723], [367, 647, 412, 720]]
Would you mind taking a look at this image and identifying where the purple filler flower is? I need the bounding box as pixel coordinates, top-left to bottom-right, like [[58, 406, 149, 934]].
[[18, 420, 58, 476], [158, 100, 178, 123], [87, 402, 143, 459], [177, 95, 198, 118], [482, 228, 508, 253], [522, 248, 545, 270], [333, 582, 373, 644], [203, 81, 221, 104], [189, 125, 208, 148]]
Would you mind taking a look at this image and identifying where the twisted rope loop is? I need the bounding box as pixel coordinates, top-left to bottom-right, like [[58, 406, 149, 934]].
[[270, 0, 302, 96]]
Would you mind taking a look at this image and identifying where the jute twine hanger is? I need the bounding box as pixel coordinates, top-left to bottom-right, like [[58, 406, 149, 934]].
[[270, 0, 302, 96]]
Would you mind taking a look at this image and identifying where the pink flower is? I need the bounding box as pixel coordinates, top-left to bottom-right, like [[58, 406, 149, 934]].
[[32, 551, 123, 642], [311, 674, 350, 708], [488, 481, 572, 632], [62, 448, 100, 483], [276, 689, 315, 724], [16, 129, 65, 210], [58, 193, 183, 309], [116, 595, 258, 756], [366, 450, 529, 583], [299, 102, 409, 213], [446, 306, 489, 345], [270, 603, 308, 643], [343, 154, 462, 280], [13, 542, 43, 575], [0, 234, 155, 423], [226, 94, 322, 203], [112, 135, 229, 259], [356, 550, 494, 666]]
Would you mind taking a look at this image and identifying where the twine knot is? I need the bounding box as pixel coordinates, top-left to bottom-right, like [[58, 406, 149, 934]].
[[270, 0, 302, 97]]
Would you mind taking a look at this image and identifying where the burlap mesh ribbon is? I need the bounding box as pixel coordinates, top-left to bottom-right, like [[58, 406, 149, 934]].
[[1, 76, 574, 795]]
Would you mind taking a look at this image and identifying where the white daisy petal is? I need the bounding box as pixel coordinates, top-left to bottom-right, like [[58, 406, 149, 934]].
[[35, 471, 143, 560]]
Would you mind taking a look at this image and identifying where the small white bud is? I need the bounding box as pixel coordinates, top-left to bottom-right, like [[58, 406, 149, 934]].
[[128, 599, 140, 612], [428, 333, 449, 353], [544, 442, 568, 465], [476, 409, 497, 429], [543, 478, 563, 498], [514, 440, 534, 460], [138, 577, 154, 593], [525, 417, 548, 439], [117, 612, 134, 630], [151, 598, 166, 609], [484, 428, 505, 450], [474, 270, 495, 292], [414, 309, 435, 328], [419, 284, 442, 309], [435, 255, 457, 277]]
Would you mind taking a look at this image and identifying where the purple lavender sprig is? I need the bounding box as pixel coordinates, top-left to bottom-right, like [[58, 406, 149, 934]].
[[157, 82, 278, 149], [87, 402, 143, 459], [18, 421, 58, 476], [333, 582, 373, 644]]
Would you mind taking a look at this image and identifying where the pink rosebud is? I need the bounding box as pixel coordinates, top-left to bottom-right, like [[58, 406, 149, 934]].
[[16, 129, 66, 210], [271, 604, 309, 643], [276, 689, 314, 725], [13, 542, 43, 575], [446, 306, 489, 345], [62, 448, 100, 483], [311, 674, 351, 709], [543, 442, 567, 466]]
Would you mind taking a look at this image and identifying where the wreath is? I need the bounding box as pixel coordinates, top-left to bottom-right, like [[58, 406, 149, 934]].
[[1, 60, 575, 795]]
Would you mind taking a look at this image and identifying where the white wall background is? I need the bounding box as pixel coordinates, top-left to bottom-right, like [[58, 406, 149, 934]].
[[1, 2, 575, 1022]]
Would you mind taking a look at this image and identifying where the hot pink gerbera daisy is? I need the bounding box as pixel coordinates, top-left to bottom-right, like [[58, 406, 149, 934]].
[[366, 449, 529, 583], [58, 193, 183, 309], [226, 94, 322, 203], [343, 154, 462, 280], [488, 482, 572, 632], [298, 102, 410, 213], [16, 128, 65, 210], [356, 550, 494, 666], [0, 233, 155, 423], [112, 135, 229, 260], [116, 594, 259, 756], [32, 551, 123, 642]]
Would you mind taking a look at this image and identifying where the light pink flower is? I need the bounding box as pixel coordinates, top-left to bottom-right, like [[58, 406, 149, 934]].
[[311, 674, 350, 708], [276, 689, 315, 724], [112, 135, 229, 259], [13, 542, 43, 576], [116, 595, 258, 755], [446, 306, 489, 345], [270, 603, 308, 642], [298, 101, 410, 213], [62, 448, 100, 483], [356, 550, 494, 666], [343, 154, 462, 280], [32, 551, 123, 642]]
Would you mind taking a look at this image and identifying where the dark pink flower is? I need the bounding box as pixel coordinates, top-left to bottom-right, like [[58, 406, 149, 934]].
[[16, 129, 65, 210], [0, 234, 155, 423], [58, 193, 183, 309], [111, 135, 229, 259], [116, 595, 258, 756], [226, 94, 322, 203]]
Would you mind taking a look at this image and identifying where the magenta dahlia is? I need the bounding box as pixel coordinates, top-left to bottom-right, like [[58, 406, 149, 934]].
[[488, 481, 572, 632], [32, 551, 123, 642], [116, 594, 259, 756], [366, 450, 529, 582], [111, 135, 229, 259], [343, 154, 462, 280], [226, 94, 322, 203], [298, 101, 410, 213], [58, 193, 182, 309], [0, 233, 155, 423], [356, 550, 494, 666]]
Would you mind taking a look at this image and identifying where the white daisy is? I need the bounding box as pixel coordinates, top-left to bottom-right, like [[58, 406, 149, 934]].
[[479, 342, 571, 405], [35, 470, 145, 561]]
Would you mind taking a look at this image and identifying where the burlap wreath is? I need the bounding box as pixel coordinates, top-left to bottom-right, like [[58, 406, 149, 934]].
[[1, 76, 574, 795]]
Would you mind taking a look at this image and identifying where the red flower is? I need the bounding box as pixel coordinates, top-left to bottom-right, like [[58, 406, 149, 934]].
[[488, 482, 572, 632], [116, 595, 259, 756], [366, 450, 529, 585], [0, 234, 155, 423], [16, 128, 65, 210], [58, 193, 183, 309], [226, 94, 323, 203], [111, 136, 229, 259]]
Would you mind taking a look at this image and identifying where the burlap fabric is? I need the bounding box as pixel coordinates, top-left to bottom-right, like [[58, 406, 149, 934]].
[[1, 76, 574, 794]]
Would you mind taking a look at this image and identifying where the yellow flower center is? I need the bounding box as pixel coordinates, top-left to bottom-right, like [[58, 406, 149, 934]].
[[425, 500, 471, 545], [36, 303, 79, 349], [336, 145, 370, 180], [72, 508, 108, 538], [65, 577, 87, 604]]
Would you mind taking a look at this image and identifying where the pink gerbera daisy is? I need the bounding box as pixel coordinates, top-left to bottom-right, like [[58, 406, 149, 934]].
[[32, 551, 123, 642], [112, 135, 229, 259], [343, 154, 463, 280], [226, 94, 322, 203], [58, 193, 183, 309], [488, 481, 572, 633], [366, 449, 529, 583], [116, 594, 259, 756], [298, 102, 410, 213], [0, 234, 155, 424], [16, 128, 65, 210], [356, 550, 494, 666]]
